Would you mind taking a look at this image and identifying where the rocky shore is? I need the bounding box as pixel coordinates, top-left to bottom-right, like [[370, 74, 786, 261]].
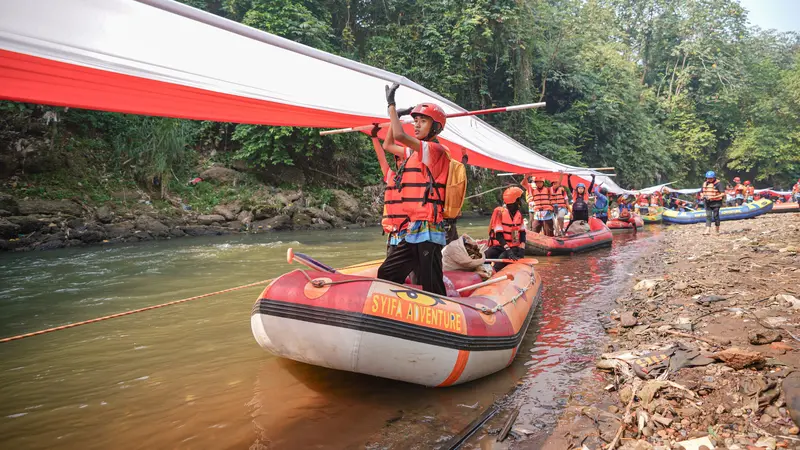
[[534, 213, 800, 450], [0, 185, 381, 252]]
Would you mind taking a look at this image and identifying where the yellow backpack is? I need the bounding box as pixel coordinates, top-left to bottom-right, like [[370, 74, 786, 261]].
[[442, 150, 467, 220]]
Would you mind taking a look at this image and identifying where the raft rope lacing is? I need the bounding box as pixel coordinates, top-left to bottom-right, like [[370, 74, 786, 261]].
[[298, 265, 536, 315]]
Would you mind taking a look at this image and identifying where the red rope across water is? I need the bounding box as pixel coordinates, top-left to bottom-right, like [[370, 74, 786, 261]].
[[0, 278, 274, 344], [0, 259, 383, 344]]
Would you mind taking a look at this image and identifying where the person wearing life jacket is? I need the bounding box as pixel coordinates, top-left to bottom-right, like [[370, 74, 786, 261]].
[[724, 186, 735, 207], [617, 195, 638, 234], [486, 187, 526, 271], [592, 185, 609, 223], [733, 177, 745, 206], [370, 125, 410, 257], [793, 179, 800, 207], [650, 191, 663, 207], [441, 151, 468, 245], [521, 176, 554, 236], [701, 170, 725, 235], [744, 180, 754, 203], [695, 192, 705, 210], [635, 193, 650, 216], [549, 174, 570, 236], [563, 174, 595, 233], [377, 84, 451, 295]]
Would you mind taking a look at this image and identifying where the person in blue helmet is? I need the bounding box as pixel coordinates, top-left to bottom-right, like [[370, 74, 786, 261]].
[[700, 170, 725, 235]]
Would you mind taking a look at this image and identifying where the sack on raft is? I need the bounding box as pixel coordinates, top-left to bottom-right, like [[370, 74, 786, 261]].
[[442, 234, 485, 273]]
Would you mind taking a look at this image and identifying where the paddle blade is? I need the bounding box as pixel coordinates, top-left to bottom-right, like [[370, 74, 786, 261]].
[[287, 248, 338, 273], [484, 258, 538, 265], [517, 258, 539, 265]]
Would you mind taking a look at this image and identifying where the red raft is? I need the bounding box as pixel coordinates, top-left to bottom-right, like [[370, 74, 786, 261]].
[[768, 202, 800, 214], [525, 217, 612, 256], [251, 260, 542, 387], [607, 214, 644, 231]]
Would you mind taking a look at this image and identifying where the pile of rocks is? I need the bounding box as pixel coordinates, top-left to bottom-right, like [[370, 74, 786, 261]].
[[540, 213, 800, 450], [0, 187, 380, 252]]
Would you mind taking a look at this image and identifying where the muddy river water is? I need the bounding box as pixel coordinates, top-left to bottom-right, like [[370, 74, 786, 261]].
[[0, 222, 662, 449]]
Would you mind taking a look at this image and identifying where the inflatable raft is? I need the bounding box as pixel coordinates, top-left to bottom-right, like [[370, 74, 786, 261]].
[[607, 215, 644, 231], [640, 207, 664, 224], [768, 202, 799, 214], [251, 260, 542, 387], [662, 199, 773, 224], [525, 217, 612, 256]]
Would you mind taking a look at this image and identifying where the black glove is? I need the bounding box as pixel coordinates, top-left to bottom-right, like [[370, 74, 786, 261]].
[[396, 106, 413, 117], [370, 123, 380, 138], [506, 250, 520, 261], [385, 83, 399, 107]]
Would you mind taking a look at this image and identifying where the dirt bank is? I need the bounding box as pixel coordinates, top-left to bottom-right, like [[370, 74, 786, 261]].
[[524, 213, 800, 450]]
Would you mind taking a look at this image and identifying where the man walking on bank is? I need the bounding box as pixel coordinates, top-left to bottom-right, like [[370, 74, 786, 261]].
[[701, 171, 725, 235]]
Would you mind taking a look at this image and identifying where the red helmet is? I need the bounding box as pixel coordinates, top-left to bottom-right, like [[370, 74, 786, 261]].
[[734, 177, 741, 183], [411, 103, 447, 137], [502, 187, 524, 204], [744, 180, 750, 185]]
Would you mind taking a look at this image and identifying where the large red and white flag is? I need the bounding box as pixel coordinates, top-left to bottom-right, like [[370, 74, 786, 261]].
[[0, 0, 624, 187]]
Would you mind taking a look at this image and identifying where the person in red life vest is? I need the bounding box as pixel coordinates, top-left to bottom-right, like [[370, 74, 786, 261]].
[[617, 195, 638, 234], [635, 193, 650, 216], [441, 151, 468, 244], [701, 170, 725, 235], [650, 191, 663, 207], [549, 174, 569, 236], [369, 124, 411, 257], [793, 179, 800, 207], [744, 180, 755, 203], [733, 177, 745, 206], [376, 83, 450, 295], [521, 175, 554, 236], [564, 174, 595, 233], [485, 187, 526, 272]]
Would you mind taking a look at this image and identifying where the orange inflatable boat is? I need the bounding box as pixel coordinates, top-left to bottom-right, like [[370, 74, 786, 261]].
[[251, 259, 542, 387], [526, 217, 612, 256], [769, 202, 799, 214], [607, 214, 644, 231]]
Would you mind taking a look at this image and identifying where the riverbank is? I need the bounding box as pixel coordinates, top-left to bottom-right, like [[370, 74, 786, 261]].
[[0, 181, 382, 252], [527, 213, 800, 450]]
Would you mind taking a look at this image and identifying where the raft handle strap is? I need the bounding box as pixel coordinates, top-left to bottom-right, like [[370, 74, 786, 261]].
[[296, 266, 536, 315]]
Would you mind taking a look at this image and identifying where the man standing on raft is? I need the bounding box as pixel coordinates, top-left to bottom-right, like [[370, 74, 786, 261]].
[[521, 176, 554, 236], [377, 83, 450, 295], [369, 125, 410, 257], [701, 170, 725, 235]]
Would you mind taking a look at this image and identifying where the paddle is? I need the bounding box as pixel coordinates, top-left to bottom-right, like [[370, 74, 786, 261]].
[[287, 248, 338, 273], [456, 274, 514, 293], [319, 102, 546, 136], [484, 258, 539, 265]]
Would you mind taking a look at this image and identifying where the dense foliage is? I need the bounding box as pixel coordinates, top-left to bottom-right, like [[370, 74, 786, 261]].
[[2, 0, 799, 198]]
